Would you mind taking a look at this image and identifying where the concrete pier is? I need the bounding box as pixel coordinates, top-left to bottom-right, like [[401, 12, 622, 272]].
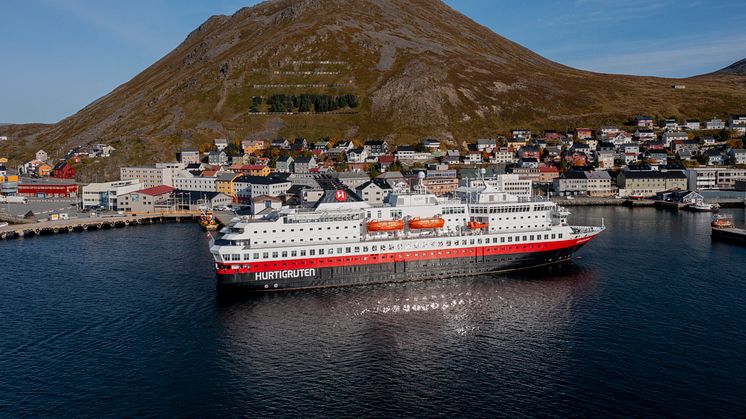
[[712, 227, 746, 244], [0, 211, 199, 240]]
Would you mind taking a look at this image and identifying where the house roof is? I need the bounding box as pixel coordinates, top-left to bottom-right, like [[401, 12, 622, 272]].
[[251, 194, 283, 202], [396, 145, 416, 152], [294, 156, 315, 164], [364, 140, 386, 146], [137, 185, 175, 196], [235, 175, 290, 185]]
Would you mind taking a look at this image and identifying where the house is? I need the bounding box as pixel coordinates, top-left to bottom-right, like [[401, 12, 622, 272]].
[[422, 138, 441, 150], [336, 171, 371, 190], [705, 118, 725, 130], [538, 166, 560, 184], [465, 151, 482, 164], [678, 149, 694, 161], [443, 149, 461, 164], [293, 156, 317, 174], [50, 161, 76, 179], [120, 163, 183, 188], [476, 138, 497, 152], [291, 138, 308, 152], [599, 126, 619, 138], [394, 145, 416, 161], [511, 129, 532, 140], [545, 146, 561, 159], [241, 139, 267, 155], [313, 140, 331, 151], [617, 170, 688, 198], [564, 151, 589, 166], [355, 179, 393, 204], [90, 144, 115, 158], [82, 179, 142, 210], [587, 170, 614, 197], [704, 149, 725, 165], [276, 156, 294, 173], [207, 151, 228, 166], [634, 129, 657, 142], [674, 139, 700, 155], [35, 150, 49, 163], [17, 177, 78, 198], [646, 150, 668, 166], [656, 190, 703, 206], [173, 190, 231, 211], [363, 140, 389, 156], [595, 150, 615, 169], [347, 148, 368, 164], [491, 147, 516, 164], [684, 119, 701, 131], [0, 136, 7, 142], [179, 149, 200, 165], [233, 175, 292, 201], [270, 139, 291, 149], [553, 171, 588, 196], [610, 131, 634, 145], [37, 163, 53, 177], [662, 132, 688, 147], [250, 195, 283, 215], [664, 118, 680, 131], [518, 157, 539, 168], [729, 115, 746, 134], [636, 116, 654, 128], [517, 145, 541, 160], [214, 138, 229, 151], [119, 185, 175, 213], [729, 149, 746, 165], [701, 136, 717, 146], [378, 155, 395, 171], [575, 128, 593, 140], [229, 164, 271, 177]]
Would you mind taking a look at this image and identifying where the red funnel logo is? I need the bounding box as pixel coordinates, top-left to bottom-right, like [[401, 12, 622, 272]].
[[335, 190, 347, 202]]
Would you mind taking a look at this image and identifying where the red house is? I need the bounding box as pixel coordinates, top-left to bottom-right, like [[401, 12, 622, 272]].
[[51, 161, 76, 179]]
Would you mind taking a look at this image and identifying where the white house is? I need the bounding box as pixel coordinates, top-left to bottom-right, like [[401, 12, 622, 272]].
[[35, 150, 49, 163], [346, 148, 368, 164], [662, 132, 688, 147], [214, 138, 229, 151], [729, 149, 746, 165], [729, 115, 746, 135], [705, 118, 725, 130], [684, 119, 701, 131], [476, 138, 497, 153], [82, 179, 142, 210]]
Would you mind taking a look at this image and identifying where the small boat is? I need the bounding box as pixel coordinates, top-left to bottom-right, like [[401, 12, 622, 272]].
[[689, 203, 719, 213], [711, 214, 734, 229], [199, 211, 219, 231], [367, 219, 404, 232], [467, 221, 488, 230], [408, 217, 445, 230]]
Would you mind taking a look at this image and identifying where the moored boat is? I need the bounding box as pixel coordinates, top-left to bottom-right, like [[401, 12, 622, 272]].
[[199, 211, 219, 231], [711, 214, 734, 229]]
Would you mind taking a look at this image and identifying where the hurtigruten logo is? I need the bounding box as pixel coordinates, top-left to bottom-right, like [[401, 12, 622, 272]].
[[255, 269, 316, 281]]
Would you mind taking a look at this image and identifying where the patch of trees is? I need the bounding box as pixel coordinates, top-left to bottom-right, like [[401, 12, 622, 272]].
[[258, 93, 359, 113]]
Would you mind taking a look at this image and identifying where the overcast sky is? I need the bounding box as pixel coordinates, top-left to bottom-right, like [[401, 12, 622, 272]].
[[1, 0, 744, 123]]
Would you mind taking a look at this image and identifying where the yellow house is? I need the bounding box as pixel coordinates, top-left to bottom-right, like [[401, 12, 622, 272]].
[[1, 174, 19, 183], [38, 163, 53, 177], [242, 139, 267, 155], [245, 164, 270, 177], [0, 157, 8, 164], [215, 173, 240, 198]]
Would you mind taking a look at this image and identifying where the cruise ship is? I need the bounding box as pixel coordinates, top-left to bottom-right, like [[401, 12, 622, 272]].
[[209, 173, 604, 292]]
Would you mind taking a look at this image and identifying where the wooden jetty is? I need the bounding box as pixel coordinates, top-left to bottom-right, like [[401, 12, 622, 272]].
[[0, 211, 200, 240]]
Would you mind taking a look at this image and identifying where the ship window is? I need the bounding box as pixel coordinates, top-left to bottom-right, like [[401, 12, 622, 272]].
[[272, 252, 278, 258], [253, 253, 259, 259], [372, 246, 377, 251], [552, 234, 556, 239], [508, 237, 512, 242], [501, 238, 505, 243], [559, 234, 563, 239], [523, 236, 527, 241], [346, 247, 351, 253], [291, 251, 297, 257], [282, 251, 288, 257], [339, 248, 344, 253], [300, 250, 306, 256], [530, 235, 534, 240], [263, 252, 269, 258], [470, 239, 475, 245], [477, 239, 482, 244], [243, 254, 250, 261], [354, 247, 360, 252]]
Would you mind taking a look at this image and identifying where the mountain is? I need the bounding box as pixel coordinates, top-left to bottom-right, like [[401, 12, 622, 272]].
[[2, 0, 746, 179], [713, 58, 746, 76]]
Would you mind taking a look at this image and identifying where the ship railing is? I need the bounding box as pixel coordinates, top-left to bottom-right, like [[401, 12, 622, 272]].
[[571, 226, 600, 235]]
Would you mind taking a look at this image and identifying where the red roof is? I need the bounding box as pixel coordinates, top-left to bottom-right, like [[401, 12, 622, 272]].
[[137, 185, 175, 196], [378, 155, 395, 164], [539, 166, 559, 173]]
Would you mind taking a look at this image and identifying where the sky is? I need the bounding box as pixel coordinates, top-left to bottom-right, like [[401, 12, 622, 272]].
[[1, 0, 744, 124]]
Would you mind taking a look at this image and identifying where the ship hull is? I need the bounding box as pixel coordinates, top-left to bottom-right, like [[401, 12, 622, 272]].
[[216, 241, 590, 292]]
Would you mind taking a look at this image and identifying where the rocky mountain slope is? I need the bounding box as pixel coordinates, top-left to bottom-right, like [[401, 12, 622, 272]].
[[2, 0, 746, 177]]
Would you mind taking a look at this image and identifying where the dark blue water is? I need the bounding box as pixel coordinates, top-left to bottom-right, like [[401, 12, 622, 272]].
[[1, 207, 745, 417]]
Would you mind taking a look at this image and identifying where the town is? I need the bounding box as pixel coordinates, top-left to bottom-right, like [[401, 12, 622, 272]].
[[1, 114, 746, 223]]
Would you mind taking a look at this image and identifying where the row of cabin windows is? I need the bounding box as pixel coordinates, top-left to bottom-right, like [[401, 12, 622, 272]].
[[236, 233, 564, 261], [471, 205, 533, 214], [259, 236, 355, 245], [259, 225, 352, 234]]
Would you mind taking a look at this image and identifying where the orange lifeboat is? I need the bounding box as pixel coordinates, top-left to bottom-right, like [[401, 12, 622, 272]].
[[467, 221, 489, 230], [408, 217, 445, 229], [367, 219, 405, 232]]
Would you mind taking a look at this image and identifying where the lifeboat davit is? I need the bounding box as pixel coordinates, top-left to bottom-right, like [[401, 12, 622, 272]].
[[408, 217, 445, 229], [467, 221, 489, 230], [367, 220, 404, 232]]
